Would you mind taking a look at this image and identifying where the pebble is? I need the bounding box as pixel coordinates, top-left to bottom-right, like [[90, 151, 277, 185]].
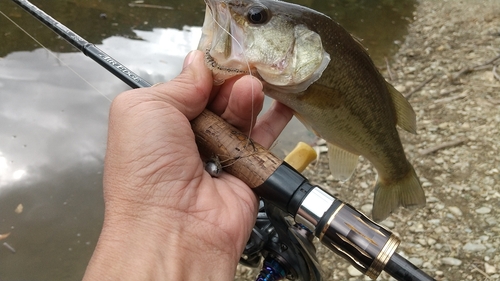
[[411, 224, 425, 233], [462, 242, 486, 252], [479, 235, 489, 241], [428, 219, 440, 224], [347, 265, 363, 277], [381, 220, 395, 229], [422, 181, 432, 187], [486, 168, 499, 175], [15, 204, 23, 214], [485, 263, 496, 274], [426, 196, 439, 203], [417, 238, 427, 246], [361, 204, 372, 214], [485, 217, 497, 225], [395, 84, 406, 92], [409, 257, 423, 267], [441, 257, 462, 266], [448, 206, 462, 216], [434, 157, 444, 164], [475, 207, 491, 214]]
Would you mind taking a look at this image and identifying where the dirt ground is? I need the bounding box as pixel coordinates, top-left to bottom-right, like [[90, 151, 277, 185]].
[[236, 0, 500, 280]]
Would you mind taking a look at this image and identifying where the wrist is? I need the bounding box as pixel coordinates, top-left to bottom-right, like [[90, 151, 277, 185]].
[[84, 208, 240, 281]]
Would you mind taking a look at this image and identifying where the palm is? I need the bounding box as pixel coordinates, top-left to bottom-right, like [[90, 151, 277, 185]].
[[129, 107, 261, 255]]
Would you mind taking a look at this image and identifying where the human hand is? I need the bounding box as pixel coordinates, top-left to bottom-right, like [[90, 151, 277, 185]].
[[83, 50, 293, 280]]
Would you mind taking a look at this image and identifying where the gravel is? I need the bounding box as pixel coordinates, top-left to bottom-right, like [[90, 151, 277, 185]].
[[236, 0, 500, 280]]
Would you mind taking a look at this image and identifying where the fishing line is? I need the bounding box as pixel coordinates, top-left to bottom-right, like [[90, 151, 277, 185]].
[[209, 7, 257, 143], [0, 10, 112, 103]]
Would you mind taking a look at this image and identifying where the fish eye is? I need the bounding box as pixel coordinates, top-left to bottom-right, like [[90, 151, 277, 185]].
[[247, 5, 270, 24]]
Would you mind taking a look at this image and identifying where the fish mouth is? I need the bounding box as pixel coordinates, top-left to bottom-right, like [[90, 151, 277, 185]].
[[198, 0, 253, 84], [203, 48, 248, 75]]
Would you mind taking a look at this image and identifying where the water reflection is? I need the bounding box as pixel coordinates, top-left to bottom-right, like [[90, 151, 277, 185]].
[[0, 27, 201, 280], [0, 0, 416, 279]]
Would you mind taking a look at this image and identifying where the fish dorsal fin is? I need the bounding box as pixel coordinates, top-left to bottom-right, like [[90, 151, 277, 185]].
[[327, 143, 359, 181], [351, 33, 368, 51], [386, 82, 417, 134]]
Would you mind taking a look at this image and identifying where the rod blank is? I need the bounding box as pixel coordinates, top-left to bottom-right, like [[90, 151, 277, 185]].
[[12, 0, 151, 89]]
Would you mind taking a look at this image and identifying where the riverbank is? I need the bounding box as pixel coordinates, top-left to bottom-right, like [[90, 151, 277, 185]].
[[236, 0, 500, 280], [376, 1, 500, 280]]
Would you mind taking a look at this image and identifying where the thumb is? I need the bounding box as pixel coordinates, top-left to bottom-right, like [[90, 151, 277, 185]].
[[152, 50, 214, 120]]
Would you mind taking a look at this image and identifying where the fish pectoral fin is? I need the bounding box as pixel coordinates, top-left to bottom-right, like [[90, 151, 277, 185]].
[[293, 112, 318, 136], [327, 143, 359, 181], [386, 82, 417, 134], [372, 164, 426, 221]]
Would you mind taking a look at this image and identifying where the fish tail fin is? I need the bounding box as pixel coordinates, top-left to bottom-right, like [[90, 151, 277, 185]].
[[372, 165, 425, 222]]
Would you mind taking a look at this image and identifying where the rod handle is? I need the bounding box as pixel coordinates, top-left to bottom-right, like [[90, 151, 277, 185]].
[[191, 109, 282, 188]]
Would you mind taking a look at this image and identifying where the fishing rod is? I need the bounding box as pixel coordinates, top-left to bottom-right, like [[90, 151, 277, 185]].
[[9, 0, 436, 280]]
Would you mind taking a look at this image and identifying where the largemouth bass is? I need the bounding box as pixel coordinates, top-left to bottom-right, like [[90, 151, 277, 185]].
[[198, 0, 425, 221]]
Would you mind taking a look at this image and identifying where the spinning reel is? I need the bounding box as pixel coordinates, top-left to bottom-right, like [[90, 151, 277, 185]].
[[241, 200, 321, 281], [240, 143, 321, 281]]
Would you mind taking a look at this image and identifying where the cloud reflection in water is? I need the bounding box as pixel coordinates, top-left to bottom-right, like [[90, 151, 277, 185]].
[[0, 26, 202, 280]]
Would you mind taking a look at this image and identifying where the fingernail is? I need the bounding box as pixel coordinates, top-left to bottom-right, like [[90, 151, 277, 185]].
[[183, 51, 196, 68]]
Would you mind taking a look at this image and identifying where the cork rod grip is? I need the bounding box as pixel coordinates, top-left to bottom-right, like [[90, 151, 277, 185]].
[[191, 109, 283, 188]]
